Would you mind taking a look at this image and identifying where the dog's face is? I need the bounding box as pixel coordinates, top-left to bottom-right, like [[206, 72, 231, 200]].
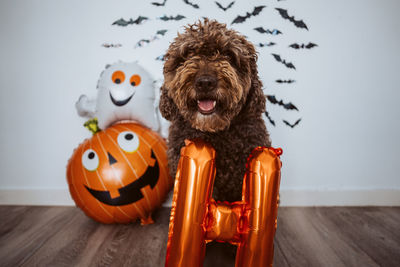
[[161, 19, 260, 132]]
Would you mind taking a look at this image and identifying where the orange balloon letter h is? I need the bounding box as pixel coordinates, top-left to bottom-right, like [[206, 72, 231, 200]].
[[165, 139, 282, 267]]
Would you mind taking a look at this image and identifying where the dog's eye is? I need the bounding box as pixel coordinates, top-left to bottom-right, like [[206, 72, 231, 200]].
[[130, 75, 141, 87], [226, 52, 241, 68], [173, 58, 185, 68], [112, 70, 125, 84]]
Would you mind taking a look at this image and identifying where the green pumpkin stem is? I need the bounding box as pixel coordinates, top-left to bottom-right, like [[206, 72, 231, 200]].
[[84, 118, 101, 135]]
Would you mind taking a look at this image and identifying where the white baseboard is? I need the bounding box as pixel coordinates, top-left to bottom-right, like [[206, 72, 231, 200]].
[[0, 189, 75, 206], [279, 189, 400, 206], [0, 188, 399, 207]]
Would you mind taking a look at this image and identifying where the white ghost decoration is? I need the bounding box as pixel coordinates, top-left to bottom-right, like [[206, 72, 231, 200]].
[[76, 62, 160, 133]]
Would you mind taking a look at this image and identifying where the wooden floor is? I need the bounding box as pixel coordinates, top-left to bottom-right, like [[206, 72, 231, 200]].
[[0, 206, 399, 267]]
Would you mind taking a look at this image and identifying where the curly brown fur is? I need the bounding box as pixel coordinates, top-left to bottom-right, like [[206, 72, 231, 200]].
[[160, 19, 271, 202]]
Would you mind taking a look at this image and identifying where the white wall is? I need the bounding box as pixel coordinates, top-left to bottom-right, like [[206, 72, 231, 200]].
[[0, 0, 399, 206]]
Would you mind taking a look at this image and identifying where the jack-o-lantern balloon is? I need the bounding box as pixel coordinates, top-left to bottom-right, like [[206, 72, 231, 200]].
[[66, 122, 172, 224]]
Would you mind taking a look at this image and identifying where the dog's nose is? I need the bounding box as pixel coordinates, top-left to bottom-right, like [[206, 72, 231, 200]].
[[195, 75, 217, 91]]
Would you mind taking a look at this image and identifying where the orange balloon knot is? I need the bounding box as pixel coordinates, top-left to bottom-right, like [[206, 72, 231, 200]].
[[140, 214, 154, 225], [270, 147, 283, 157]]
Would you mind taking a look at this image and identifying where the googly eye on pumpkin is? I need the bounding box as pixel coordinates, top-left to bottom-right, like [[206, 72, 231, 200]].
[[112, 70, 125, 84], [129, 74, 141, 87], [117, 131, 140, 153], [82, 149, 99, 171]]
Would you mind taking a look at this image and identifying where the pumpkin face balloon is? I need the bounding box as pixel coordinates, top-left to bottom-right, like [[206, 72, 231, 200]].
[[67, 123, 172, 224]]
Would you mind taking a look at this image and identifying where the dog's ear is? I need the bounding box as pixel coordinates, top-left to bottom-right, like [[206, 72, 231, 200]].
[[243, 60, 266, 116], [159, 86, 179, 121], [245, 80, 266, 116]]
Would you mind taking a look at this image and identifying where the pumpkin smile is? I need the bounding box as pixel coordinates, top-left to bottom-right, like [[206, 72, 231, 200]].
[[110, 91, 135, 106], [84, 150, 159, 206]]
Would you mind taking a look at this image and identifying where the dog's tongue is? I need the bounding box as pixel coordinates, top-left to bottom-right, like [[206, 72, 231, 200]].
[[197, 100, 216, 112]]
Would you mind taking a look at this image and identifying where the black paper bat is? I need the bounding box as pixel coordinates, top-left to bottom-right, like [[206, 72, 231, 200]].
[[283, 118, 301, 128], [258, 42, 276, 47], [155, 55, 165, 61], [266, 95, 298, 111], [276, 79, 295, 84], [136, 30, 168, 48], [102, 43, 122, 48], [135, 39, 151, 48], [156, 29, 168, 36], [215, 1, 235, 11], [152, 0, 167, 6], [265, 111, 276, 126], [276, 8, 308, 30], [254, 27, 282, 35], [112, 16, 148, 26], [183, 0, 199, 8], [271, 54, 296, 70], [232, 6, 266, 24], [159, 15, 186, 21], [289, 42, 318, 49]]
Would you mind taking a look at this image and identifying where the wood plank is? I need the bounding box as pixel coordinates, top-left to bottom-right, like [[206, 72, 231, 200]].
[[304, 207, 379, 267], [0, 206, 76, 266], [384, 207, 400, 221], [318, 207, 400, 267], [0, 206, 30, 236], [204, 242, 236, 267], [361, 207, 400, 241], [72, 220, 121, 266], [274, 207, 347, 267], [19, 207, 170, 267], [0, 206, 399, 267], [84, 208, 170, 267], [273, 232, 291, 267], [20, 209, 101, 266]]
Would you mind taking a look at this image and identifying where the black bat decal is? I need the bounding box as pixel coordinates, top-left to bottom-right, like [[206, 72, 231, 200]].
[[215, 1, 235, 11], [283, 118, 301, 128], [265, 111, 276, 126], [276, 8, 308, 30], [271, 53, 296, 70], [136, 30, 168, 48], [254, 27, 282, 35], [156, 29, 168, 36], [159, 15, 186, 21], [112, 16, 148, 26], [102, 43, 122, 48], [135, 39, 151, 48], [183, 0, 199, 9], [276, 79, 295, 84], [155, 55, 165, 61], [257, 42, 276, 47], [266, 95, 298, 111], [289, 42, 318, 49], [152, 0, 167, 6], [232, 6, 266, 24]]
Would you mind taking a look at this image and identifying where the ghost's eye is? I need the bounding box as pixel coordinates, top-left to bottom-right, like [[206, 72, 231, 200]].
[[112, 70, 125, 84], [117, 131, 139, 153], [129, 75, 141, 87], [82, 149, 99, 171]]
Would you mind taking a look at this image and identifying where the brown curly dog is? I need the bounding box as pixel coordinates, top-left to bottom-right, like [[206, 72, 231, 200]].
[[160, 19, 271, 202]]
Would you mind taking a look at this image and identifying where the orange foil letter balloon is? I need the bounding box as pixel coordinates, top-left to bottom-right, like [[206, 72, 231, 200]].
[[165, 139, 282, 267]]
